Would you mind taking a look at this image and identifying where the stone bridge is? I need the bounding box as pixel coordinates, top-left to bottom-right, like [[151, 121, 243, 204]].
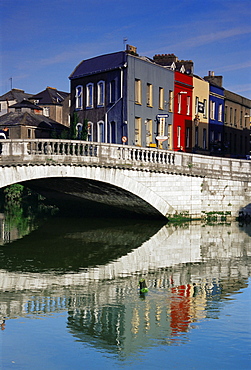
[[0, 139, 251, 220]]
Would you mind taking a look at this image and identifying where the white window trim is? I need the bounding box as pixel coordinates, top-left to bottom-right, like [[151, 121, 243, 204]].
[[86, 83, 94, 108], [75, 85, 83, 110], [178, 94, 181, 114], [177, 126, 181, 147], [210, 101, 215, 120], [97, 120, 105, 142], [186, 96, 190, 115], [203, 99, 207, 118], [218, 104, 223, 122], [146, 83, 153, 107], [135, 79, 142, 105], [159, 87, 164, 110], [97, 80, 105, 107]]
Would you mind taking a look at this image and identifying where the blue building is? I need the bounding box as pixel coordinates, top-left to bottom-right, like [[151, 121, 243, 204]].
[[69, 46, 174, 149], [205, 73, 225, 154], [204, 72, 224, 154]]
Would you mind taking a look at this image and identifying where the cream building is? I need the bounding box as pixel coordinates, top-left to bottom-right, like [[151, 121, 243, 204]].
[[192, 76, 210, 153]]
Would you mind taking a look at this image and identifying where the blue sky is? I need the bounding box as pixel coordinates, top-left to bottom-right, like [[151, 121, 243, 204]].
[[0, 0, 251, 98]]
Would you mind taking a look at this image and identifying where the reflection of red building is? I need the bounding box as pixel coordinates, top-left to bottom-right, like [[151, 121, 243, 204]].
[[173, 72, 193, 152], [170, 284, 193, 335]]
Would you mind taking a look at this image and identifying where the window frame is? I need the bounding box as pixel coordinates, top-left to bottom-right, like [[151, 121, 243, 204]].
[[159, 87, 164, 110], [97, 80, 105, 107], [146, 83, 153, 107], [75, 85, 83, 110], [86, 83, 94, 108], [135, 79, 142, 105], [218, 104, 223, 122]]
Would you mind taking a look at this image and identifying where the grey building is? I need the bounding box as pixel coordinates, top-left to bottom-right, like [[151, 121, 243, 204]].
[[69, 46, 174, 148]]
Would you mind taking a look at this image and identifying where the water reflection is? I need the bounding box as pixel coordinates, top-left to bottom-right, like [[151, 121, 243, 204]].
[[0, 216, 250, 355]]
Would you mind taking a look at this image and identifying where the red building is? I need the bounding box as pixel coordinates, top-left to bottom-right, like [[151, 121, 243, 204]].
[[173, 71, 193, 152]]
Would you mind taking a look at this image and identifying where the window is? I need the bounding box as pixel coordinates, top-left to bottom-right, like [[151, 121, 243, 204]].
[[177, 126, 181, 147], [159, 88, 164, 110], [76, 122, 83, 139], [146, 83, 153, 107], [86, 83, 93, 108], [218, 104, 223, 122], [97, 120, 104, 142], [186, 96, 190, 115], [178, 93, 181, 113], [110, 80, 116, 103], [109, 121, 116, 143], [135, 79, 142, 105], [234, 109, 237, 126], [203, 99, 207, 118], [27, 128, 32, 139], [210, 101, 215, 120], [203, 128, 207, 149], [240, 111, 243, 127], [43, 107, 50, 117], [75, 85, 83, 109], [211, 130, 215, 142], [230, 107, 233, 124], [195, 97, 199, 114], [135, 117, 142, 145], [169, 90, 173, 112], [87, 121, 93, 141], [97, 81, 105, 106], [225, 106, 228, 123], [186, 127, 190, 148], [195, 126, 199, 147], [146, 119, 153, 146]]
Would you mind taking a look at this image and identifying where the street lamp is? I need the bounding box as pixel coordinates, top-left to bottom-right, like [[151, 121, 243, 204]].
[[194, 114, 200, 126]]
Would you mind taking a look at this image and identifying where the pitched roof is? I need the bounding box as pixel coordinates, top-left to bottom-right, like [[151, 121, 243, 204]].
[[10, 99, 42, 110], [0, 89, 33, 102], [0, 111, 67, 131], [69, 51, 126, 79], [30, 87, 69, 105]]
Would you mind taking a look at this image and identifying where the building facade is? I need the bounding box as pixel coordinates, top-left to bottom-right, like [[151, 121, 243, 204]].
[[172, 71, 193, 152], [0, 100, 68, 139], [192, 76, 210, 153], [69, 47, 174, 149], [204, 72, 225, 155], [29, 87, 70, 127], [0, 89, 32, 116], [224, 90, 250, 158]]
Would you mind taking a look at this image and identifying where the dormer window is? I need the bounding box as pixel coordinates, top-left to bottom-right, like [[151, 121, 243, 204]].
[[180, 65, 185, 73]]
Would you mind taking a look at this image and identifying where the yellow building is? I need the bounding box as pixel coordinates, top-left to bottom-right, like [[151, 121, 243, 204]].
[[192, 76, 209, 153]]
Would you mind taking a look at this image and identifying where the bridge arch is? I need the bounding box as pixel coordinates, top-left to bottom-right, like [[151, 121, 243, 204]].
[[0, 164, 173, 218]]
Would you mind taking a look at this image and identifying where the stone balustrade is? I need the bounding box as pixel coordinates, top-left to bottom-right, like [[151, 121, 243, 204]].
[[1, 139, 251, 182]]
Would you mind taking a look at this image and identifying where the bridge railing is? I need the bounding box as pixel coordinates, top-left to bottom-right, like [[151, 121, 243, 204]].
[[1, 139, 251, 180], [0, 139, 178, 167]]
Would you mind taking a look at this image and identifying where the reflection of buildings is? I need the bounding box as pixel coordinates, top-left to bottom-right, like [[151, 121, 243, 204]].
[[0, 222, 250, 354], [0, 212, 20, 245], [0, 212, 36, 246]]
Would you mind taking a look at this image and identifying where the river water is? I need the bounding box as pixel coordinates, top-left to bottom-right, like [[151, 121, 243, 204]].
[[0, 213, 250, 369]]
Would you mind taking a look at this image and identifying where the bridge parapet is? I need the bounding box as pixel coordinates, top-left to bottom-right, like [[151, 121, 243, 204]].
[[0, 139, 251, 181]]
